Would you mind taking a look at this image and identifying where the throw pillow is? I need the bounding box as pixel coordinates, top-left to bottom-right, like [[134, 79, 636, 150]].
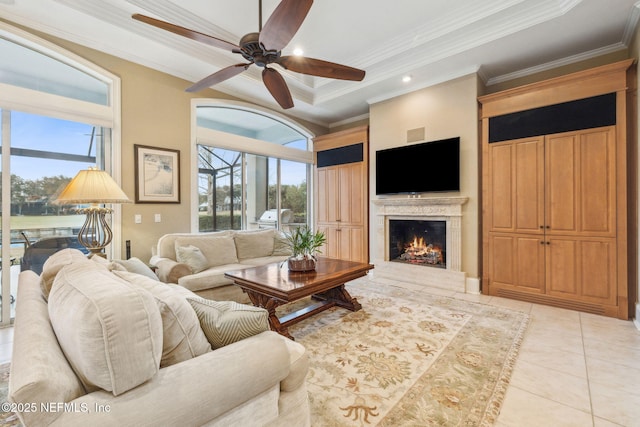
[[40, 248, 94, 300], [48, 262, 163, 396], [174, 235, 238, 268], [113, 270, 211, 367], [113, 257, 159, 281], [175, 244, 209, 273], [187, 297, 269, 349], [234, 229, 275, 260]]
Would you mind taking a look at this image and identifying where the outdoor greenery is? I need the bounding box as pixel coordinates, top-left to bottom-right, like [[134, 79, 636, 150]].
[[0, 173, 72, 215]]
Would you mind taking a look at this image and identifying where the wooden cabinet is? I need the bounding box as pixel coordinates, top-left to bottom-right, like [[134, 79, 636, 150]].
[[314, 126, 369, 263], [480, 59, 635, 319], [487, 127, 618, 306]]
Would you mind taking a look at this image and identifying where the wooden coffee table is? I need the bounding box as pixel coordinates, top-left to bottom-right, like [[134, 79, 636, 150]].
[[224, 257, 374, 340]]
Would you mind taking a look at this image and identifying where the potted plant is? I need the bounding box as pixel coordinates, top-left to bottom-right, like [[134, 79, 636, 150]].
[[285, 226, 327, 271]]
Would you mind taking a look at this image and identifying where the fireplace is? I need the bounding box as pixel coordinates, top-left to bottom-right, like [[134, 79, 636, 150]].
[[372, 197, 470, 293], [389, 219, 446, 268]]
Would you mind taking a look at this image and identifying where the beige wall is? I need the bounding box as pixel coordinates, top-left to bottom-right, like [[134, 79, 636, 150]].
[[6, 20, 329, 261], [369, 74, 481, 279]]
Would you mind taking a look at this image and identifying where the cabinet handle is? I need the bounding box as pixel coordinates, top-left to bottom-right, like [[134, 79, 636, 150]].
[[539, 225, 544, 229], [540, 241, 544, 245], [546, 241, 551, 245], [545, 225, 550, 229]]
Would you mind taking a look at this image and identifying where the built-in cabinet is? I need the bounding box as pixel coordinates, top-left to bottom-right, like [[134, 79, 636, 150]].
[[479, 60, 636, 319], [314, 126, 369, 263]]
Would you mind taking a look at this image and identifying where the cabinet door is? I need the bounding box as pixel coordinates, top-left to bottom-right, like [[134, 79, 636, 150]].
[[546, 236, 617, 305], [317, 225, 339, 259], [338, 162, 364, 225], [488, 137, 544, 234], [546, 127, 616, 237], [316, 167, 339, 224], [488, 233, 545, 293]]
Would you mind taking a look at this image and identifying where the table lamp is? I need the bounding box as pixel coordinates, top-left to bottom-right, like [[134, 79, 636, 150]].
[[54, 167, 131, 257]]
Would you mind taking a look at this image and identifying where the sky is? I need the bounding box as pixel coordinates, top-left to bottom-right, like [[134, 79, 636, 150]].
[[5, 111, 97, 181]]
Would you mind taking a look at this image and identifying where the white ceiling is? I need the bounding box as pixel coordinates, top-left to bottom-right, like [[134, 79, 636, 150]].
[[1, 0, 639, 127]]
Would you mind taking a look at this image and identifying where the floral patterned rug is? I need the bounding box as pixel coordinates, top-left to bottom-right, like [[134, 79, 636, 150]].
[[283, 277, 530, 426]]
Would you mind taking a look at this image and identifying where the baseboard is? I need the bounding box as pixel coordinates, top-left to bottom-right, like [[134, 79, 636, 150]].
[[634, 303, 640, 331], [465, 277, 481, 294]]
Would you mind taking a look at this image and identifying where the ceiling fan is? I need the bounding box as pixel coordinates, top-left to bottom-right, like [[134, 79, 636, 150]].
[[132, 0, 365, 109]]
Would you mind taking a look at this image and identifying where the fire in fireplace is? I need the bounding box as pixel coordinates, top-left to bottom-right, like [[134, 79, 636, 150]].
[[388, 219, 446, 268]]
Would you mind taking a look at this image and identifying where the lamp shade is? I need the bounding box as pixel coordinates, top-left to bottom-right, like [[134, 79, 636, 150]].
[[55, 168, 131, 204]]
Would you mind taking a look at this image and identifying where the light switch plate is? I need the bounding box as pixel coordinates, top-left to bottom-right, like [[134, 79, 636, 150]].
[[134, 214, 142, 224], [154, 214, 161, 223]]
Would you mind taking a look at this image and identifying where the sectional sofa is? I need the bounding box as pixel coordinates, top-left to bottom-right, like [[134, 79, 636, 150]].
[[9, 249, 310, 426], [150, 229, 292, 303]]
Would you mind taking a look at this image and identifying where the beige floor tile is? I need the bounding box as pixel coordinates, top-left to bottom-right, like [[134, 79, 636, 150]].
[[0, 326, 14, 345], [590, 380, 640, 426], [509, 359, 591, 412], [0, 342, 12, 365], [523, 317, 584, 355], [593, 416, 625, 427], [586, 357, 640, 397], [580, 318, 640, 349], [516, 340, 587, 378], [584, 338, 640, 370], [488, 296, 533, 313], [497, 386, 593, 427]]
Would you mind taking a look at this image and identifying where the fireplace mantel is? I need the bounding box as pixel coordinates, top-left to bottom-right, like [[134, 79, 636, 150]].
[[372, 196, 468, 216], [371, 196, 469, 293]]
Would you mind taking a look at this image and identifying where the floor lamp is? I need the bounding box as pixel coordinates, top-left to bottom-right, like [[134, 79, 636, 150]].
[[55, 167, 131, 257]]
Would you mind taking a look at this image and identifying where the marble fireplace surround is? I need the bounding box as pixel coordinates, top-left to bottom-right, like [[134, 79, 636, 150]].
[[372, 196, 470, 293]]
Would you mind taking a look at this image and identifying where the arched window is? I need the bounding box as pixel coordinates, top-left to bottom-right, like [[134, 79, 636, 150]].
[[0, 22, 121, 324], [193, 100, 313, 233]]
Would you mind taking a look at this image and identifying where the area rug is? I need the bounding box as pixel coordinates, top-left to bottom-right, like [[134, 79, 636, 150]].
[[283, 278, 530, 426], [0, 363, 20, 427]]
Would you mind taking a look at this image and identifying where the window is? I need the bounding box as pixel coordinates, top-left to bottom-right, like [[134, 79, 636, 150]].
[[195, 102, 313, 233], [0, 22, 120, 325]]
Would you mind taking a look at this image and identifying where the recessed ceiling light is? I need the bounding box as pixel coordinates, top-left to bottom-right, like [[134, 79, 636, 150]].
[[402, 75, 412, 83], [293, 48, 304, 56]]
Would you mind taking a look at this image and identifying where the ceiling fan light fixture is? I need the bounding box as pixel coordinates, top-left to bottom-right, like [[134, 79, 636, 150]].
[[132, 0, 365, 108], [293, 47, 304, 56], [402, 75, 412, 83]]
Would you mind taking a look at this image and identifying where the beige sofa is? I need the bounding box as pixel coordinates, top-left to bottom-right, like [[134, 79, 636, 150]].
[[150, 229, 291, 302], [9, 249, 310, 426]]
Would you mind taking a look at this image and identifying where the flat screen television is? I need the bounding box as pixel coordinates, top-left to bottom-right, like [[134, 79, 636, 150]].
[[376, 137, 460, 195]]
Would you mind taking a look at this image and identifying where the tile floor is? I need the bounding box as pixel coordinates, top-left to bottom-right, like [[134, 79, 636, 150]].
[[0, 276, 638, 426], [382, 277, 640, 427]]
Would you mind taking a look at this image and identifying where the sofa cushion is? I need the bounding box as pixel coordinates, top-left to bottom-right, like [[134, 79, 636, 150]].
[[40, 248, 93, 300], [177, 263, 249, 292], [113, 257, 159, 281], [238, 255, 290, 267], [48, 262, 163, 396], [234, 229, 275, 260], [175, 235, 239, 268], [175, 244, 209, 273], [187, 297, 269, 349], [114, 270, 212, 367], [272, 231, 292, 256], [156, 230, 234, 260], [155, 259, 192, 283], [9, 270, 86, 427]]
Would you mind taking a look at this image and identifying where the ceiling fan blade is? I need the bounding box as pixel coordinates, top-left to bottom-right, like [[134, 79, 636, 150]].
[[186, 64, 250, 93], [259, 0, 313, 51], [278, 56, 365, 81], [132, 14, 240, 53], [262, 68, 294, 109]]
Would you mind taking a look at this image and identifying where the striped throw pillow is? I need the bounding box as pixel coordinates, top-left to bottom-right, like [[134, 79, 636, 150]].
[[187, 297, 269, 349]]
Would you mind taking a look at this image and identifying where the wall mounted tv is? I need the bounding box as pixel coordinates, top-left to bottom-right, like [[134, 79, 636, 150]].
[[375, 137, 460, 195]]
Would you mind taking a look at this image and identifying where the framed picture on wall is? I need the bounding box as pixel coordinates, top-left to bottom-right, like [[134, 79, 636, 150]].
[[134, 144, 180, 203]]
